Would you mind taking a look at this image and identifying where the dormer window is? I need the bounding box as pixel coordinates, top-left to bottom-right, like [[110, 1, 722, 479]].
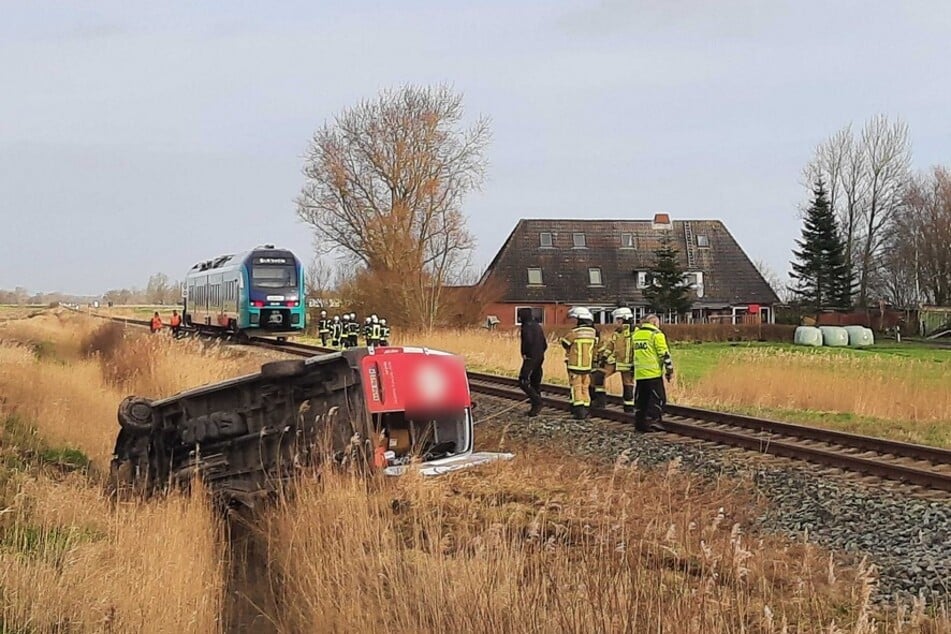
[[620, 233, 635, 249], [527, 268, 543, 285], [572, 233, 586, 248], [697, 235, 710, 248], [588, 267, 603, 286], [539, 232, 553, 248]]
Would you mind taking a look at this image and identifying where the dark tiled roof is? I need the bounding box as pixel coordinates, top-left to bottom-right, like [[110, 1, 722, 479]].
[[481, 219, 779, 307]]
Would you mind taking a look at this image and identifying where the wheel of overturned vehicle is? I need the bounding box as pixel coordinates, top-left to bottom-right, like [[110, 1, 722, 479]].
[[117, 396, 155, 433], [261, 359, 307, 378]]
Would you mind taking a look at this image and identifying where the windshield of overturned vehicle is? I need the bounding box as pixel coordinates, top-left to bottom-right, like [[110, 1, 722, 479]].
[[251, 264, 298, 289]]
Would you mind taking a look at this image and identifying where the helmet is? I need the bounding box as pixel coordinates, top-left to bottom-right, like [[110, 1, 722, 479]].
[[320, 310, 327, 317], [380, 319, 387, 325], [371, 314, 378, 323], [342, 314, 349, 321], [612, 307, 634, 322], [333, 315, 340, 322], [365, 317, 371, 324], [567, 306, 593, 321], [349, 313, 356, 320]]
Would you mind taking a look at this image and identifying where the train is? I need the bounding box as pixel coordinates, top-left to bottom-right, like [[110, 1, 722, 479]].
[[182, 245, 306, 337], [111, 346, 513, 504]]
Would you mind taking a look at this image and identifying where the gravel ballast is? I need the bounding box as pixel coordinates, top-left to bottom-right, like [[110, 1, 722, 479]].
[[473, 395, 951, 605]]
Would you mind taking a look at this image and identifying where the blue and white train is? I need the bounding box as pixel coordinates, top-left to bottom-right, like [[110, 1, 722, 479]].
[[183, 245, 306, 336]]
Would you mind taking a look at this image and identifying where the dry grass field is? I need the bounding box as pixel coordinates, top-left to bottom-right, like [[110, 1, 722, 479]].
[[373, 328, 951, 448], [0, 313, 947, 632]]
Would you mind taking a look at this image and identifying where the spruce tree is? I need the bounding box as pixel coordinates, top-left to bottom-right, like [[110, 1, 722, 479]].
[[642, 232, 692, 318], [790, 180, 853, 310]]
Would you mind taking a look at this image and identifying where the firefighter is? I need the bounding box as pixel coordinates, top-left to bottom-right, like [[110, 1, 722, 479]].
[[590, 307, 636, 412], [517, 307, 547, 417], [330, 315, 342, 349], [369, 314, 382, 347], [169, 310, 182, 336], [317, 310, 330, 346], [150, 311, 163, 333], [348, 313, 359, 347], [340, 314, 351, 348], [560, 307, 598, 420], [380, 318, 390, 346], [632, 313, 673, 432], [363, 316, 373, 346]]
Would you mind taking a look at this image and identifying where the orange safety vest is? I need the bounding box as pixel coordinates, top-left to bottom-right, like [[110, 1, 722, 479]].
[[151, 316, 163, 331], [170, 314, 182, 327]]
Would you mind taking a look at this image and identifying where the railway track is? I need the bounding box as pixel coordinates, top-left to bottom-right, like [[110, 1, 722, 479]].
[[75, 311, 951, 493]]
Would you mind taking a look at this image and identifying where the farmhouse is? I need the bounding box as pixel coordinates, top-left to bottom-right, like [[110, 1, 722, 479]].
[[479, 214, 779, 327]]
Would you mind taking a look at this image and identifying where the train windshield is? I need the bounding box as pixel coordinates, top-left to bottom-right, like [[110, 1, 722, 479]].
[[251, 265, 298, 289]]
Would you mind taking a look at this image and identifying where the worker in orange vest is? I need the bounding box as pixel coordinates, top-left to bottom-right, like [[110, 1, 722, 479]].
[[169, 310, 182, 335], [150, 311, 163, 333]]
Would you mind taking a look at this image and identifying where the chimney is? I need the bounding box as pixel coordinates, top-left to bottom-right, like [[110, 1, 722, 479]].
[[652, 213, 672, 230]]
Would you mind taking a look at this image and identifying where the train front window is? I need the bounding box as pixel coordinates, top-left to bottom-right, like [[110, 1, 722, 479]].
[[251, 265, 297, 289]]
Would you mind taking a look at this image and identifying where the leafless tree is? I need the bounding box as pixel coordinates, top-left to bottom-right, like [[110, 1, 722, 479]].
[[895, 167, 951, 306], [296, 85, 490, 328], [753, 258, 791, 303], [803, 115, 911, 307], [304, 255, 335, 307]]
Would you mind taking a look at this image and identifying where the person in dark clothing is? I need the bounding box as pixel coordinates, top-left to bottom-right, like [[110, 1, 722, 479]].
[[517, 307, 548, 416]]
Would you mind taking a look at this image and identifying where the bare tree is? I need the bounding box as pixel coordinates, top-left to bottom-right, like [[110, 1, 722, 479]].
[[754, 258, 791, 303], [857, 115, 911, 306], [896, 167, 951, 306], [304, 255, 335, 308], [803, 115, 911, 307], [296, 85, 490, 328]]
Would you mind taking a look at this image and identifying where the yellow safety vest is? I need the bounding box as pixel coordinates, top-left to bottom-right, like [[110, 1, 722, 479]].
[[632, 324, 671, 380]]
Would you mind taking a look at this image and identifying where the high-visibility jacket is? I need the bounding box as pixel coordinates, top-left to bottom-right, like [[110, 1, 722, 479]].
[[318, 318, 330, 334], [370, 323, 382, 343], [330, 322, 342, 343], [170, 314, 182, 328], [381, 325, 390, 342], [150, 316, 163, 331], [598, 324, 634, 370], [633, 323, 673, 380], [560, 325, 598, 372]]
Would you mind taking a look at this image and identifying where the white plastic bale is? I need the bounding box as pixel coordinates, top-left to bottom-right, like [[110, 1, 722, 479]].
[[844, 325, 874, 347], [794, 326, 823, 347], [819, 326, 849, 347]]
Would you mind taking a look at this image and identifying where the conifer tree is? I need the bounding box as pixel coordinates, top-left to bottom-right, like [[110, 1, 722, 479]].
[[642, 232, 692, 318], [790, 180, 854, 310]]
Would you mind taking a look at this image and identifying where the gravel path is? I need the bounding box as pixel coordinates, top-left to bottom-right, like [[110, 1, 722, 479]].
[[474, 395, 951, 606]]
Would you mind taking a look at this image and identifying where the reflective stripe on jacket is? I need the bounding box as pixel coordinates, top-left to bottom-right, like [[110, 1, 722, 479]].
[[599, 324, 634, 370], [560, 326, 598, 372], [632, 323, 672, 380]]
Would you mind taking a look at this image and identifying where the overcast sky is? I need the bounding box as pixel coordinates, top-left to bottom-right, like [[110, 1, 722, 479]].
[[1, 1, 949, 295]]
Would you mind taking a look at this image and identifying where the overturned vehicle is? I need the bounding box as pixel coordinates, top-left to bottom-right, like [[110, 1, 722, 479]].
[[111, 347, 512, 504]]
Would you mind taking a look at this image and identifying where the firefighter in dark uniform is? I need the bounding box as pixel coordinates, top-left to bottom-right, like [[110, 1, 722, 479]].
[[379, 319, 390, 346], [369, 315, 382, 346], [347, 313, 359, 347], [517, 307, 547, 417], [632, 313, 673, 432], [330, 315, 342, 349], [363, 317, 373, 346], [317, 310, 330, 346], [590, 307, 636, 412], [560, 307, 598, 420]]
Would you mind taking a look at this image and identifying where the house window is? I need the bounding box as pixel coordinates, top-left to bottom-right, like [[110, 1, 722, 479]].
[[539, 232, 553, 248], [527, 268, 543, 285], [515, 306, 545, 324], [588, 267, 603, 286], [636, 271, 649, 289], [697, 235, 710, 248], [620, 233, 635, 249], [572, 232, 586, 248]]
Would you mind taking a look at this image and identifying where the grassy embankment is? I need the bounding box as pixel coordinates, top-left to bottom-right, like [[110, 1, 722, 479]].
[[1, 312, 947, 631]]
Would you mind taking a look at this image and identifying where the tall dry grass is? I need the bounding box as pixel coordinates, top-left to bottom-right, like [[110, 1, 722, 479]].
[[685, 348, 951, 424], [264, 443, 948, 633], [0, 312, 266, 633]]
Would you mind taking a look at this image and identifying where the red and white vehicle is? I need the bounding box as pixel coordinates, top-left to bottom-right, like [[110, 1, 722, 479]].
[[111, 346, 512, 503]]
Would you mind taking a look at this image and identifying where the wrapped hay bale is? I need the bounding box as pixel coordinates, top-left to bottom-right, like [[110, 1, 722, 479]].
[[844, 325, 874, 347], [794, 326, 823, 347], [819, 326, 849, 347]]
